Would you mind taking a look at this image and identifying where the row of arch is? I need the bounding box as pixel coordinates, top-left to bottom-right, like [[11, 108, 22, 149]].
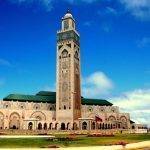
[[0, 111, 47, 120], [0, 111, 128, 130], [2, 103, 55, 111], [27, 122, 77, 130], [0, 121, 128, 130], [60, 49, 79, 59], [28, 122, 48, 130], [108, 115, 128, 123], [82, 121, 128, 130], [0, 111, 47, 130]]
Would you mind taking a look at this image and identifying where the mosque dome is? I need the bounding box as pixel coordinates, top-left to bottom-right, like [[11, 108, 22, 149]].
[[64, 10, 73, 19]]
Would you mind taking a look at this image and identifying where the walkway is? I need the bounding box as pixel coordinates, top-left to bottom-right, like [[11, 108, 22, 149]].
[[0, 135, 55, 138], [60, 141, 150, 150]]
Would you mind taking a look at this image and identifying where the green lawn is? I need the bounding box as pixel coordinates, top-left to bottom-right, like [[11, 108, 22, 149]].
[[0, 134, 149, 148]]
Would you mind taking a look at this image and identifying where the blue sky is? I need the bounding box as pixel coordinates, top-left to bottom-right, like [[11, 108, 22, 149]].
[[0, 0, 150, 124]]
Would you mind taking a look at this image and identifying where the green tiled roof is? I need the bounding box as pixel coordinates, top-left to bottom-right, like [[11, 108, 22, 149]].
[[81, 98, 112, 106], [3, 91, 113, 106], [3, 94, 55, 103], [36, 91, 56, 96]]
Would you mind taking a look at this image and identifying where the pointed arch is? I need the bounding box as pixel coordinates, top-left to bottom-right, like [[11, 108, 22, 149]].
[[61, 123, 65, 130], [55, 123, 58, 130], [91, 122, 96, 130], [9, 112, 20, 129], [30, 111, 46, 121], [73, 122, 78, 130], [74, 51, 79, 59], [102, 123, 104, 129], [82, 122, 87, 130], [44, 123, 47, 130], [28, 122, 33, 130], [49, 123, 53, 130], [62, 49, 68, 58], [99, 123, 102, 129], [66, 122, 70, 130], [38, 123, 42, 130], [108, 116, 116, 122], [120, 116, 127, 122]]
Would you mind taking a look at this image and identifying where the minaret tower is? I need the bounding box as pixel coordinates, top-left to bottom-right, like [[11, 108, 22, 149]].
[[56, 10, 81, 129]]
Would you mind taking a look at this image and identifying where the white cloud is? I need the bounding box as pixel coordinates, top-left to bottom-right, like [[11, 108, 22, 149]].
[[137, 37, 150, 48], [8, 0, 53, 11], [106, 7, 117, 15], [0, 58, 12, 67], [120, 0, 150, 20], [111, 89, 150, 125], [82, 71, 114, 98]]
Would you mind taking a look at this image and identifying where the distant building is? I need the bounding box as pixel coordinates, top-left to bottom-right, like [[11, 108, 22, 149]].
[[0, 11, 131, 131]]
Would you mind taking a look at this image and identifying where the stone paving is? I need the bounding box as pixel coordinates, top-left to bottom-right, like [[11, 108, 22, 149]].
[[0, 135, 55, 138], [60, 141, 150, 150]]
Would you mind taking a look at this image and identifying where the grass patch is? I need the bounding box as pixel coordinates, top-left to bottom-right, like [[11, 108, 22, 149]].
[[0, 133, 149, 148]]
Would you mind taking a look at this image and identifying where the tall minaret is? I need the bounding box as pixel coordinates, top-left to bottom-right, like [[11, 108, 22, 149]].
[[56, 10, 81, 129]]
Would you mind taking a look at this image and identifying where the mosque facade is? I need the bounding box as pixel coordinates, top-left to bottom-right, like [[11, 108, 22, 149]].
[[0, 11, 131, 131]]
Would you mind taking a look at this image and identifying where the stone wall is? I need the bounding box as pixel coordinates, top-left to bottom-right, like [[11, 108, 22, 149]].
[[0, 101, 55, 130]]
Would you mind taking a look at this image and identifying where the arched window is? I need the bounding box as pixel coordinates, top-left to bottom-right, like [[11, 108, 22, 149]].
[[74, 51, 79, 59], [113, 124, 116, 129], [38, 123, 42, 130], [44, 123, 47, 130], [62, 49, 68, 58], [49, 123, 53, 130], [66, 123, 70, 130], [111, 124, 113, 129], [82, 122, 87, 130], [91, 122, 96, 130], [102, 123, 104, 129], [99, 123, 101, 129], [73, 122, 78, 130], [9, 112, 20, 130], [55, 123, 58, 130], [120, 116, 128, 129], [28, 122, 33, 130], [64, 105, 66, 110], [61, 123, 65, 130]]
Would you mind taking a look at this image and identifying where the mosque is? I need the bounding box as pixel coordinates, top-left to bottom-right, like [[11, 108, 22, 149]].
[[0, 11, 132, 131]]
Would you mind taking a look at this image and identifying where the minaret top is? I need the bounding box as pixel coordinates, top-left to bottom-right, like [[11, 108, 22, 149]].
[[58, 10, 77, 33], [63, 9, 73, 19]]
